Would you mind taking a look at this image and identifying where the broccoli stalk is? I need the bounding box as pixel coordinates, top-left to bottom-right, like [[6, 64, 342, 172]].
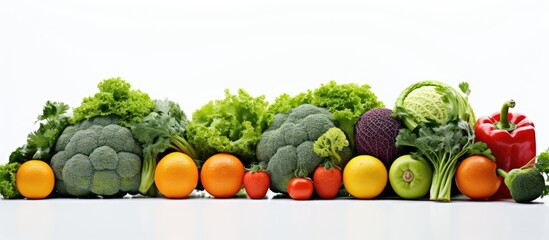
[[496, 149, 549, 203], [132, 99, 197, 196], [313, 127, 350, 169]]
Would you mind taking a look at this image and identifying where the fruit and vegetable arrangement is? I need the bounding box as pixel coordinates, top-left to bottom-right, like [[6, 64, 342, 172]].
[[1, 77, 548, 203]]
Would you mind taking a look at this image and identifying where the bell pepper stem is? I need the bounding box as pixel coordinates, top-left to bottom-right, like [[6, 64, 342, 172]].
[[494, 100, 517, 132]]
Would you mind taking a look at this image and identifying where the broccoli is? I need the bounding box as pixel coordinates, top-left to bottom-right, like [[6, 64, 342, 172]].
[[266, 81, 385, 150], [501, 168, 545, 203], [50, 115, 143, 197], [257, 104, 347, 193], [313, 127, 352, 168], [497, 149, 549, 203]]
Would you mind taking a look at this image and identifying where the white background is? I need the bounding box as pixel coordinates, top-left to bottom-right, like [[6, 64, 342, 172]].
[[2, 0, 549, 161], [1, 1, 549, 239]]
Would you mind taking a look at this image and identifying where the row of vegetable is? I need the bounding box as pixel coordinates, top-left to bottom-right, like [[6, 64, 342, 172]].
[[1, 78, 548, 203]]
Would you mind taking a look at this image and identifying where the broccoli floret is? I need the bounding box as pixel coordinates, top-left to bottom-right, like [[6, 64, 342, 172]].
[[50, 116, 143, 197], [116, 152, 141, 177], [503, 168, 545, 203], [266, 146, 298, 192], [55, 126, 76, 151], [257, 104, 341, 193], [62, 154, 93, 196], [89, 146, 118, 170], [101, 124, 142, 155], [314, 127, 352, 168], [91, 171, 121, 196]]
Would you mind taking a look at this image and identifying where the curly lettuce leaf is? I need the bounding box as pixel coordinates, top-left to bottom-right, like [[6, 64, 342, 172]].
[[72, 77, 155, 127], [186, 89, 269, 166], [0, 162, 21, 199]]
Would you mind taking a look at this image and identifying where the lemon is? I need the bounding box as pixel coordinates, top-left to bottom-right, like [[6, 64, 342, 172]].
[[343, 155, 388, 199]]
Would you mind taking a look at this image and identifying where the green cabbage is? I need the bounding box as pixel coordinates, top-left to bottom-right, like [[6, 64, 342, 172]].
[[393, 80, 475, 130]]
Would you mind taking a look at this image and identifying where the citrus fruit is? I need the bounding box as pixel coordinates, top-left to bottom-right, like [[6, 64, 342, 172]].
[[154, 152, 199, 199], [200, 153, 245, 198], [16, 160, 55, 199], [455, 155, 501, 200], [343, 155, 387, 199]]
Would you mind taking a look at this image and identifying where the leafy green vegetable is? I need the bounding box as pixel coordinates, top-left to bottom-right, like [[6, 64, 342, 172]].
[[72, 77, 155, 127], [313, 127, 350, 167], [395, 120, 490, 202], [267, 80, 384, 150], [9, 101, 70, 163], [393, 80, 476, 130], [131, 99, 197, 196], [535, 150, 549, 197], [0, 162, 21, 199], [186, 89, 269, 167]]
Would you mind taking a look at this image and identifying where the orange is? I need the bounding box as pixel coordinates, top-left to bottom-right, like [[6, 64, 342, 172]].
[[343, 155, 387, 199], [456, 155, 501, 200], [155, 152, 199, 199], [200, 153, 245, 198], [16, 160, 55, 199]]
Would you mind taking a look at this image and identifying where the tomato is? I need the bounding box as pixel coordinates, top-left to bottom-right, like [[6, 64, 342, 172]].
[[287, 177, 314, 200], [243, 170, 270, 199], [313, 166, 342, 199]]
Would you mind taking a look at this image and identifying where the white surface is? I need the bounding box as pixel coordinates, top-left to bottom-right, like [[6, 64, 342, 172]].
[[1, 1, 549, 240], [0, 197, 548, 240]]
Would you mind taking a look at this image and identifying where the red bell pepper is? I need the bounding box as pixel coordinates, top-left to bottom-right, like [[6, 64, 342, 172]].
[[474, 100, 536, 199]]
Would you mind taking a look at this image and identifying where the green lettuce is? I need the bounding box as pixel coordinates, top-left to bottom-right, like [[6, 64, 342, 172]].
[[186, 89, 269, 166]]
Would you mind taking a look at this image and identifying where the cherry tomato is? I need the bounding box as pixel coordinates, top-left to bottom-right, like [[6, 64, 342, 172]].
[[243, 170, 270, 199], [288, 177, 313, 200]]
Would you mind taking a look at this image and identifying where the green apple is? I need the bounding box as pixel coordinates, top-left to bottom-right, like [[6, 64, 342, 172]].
[[389, 154, 432, 199]]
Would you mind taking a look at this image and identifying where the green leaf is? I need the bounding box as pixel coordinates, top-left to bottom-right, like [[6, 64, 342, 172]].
[[467, 141, 496, 161], [535, 148, 549, 173], [459, 82, 471, 98], [0, 162, 22, 199], [38, 101, 69, 121]]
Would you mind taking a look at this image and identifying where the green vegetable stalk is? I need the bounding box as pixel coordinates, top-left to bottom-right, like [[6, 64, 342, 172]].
[[132, 99, 197, 196], [396, 120, 491, 202]]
